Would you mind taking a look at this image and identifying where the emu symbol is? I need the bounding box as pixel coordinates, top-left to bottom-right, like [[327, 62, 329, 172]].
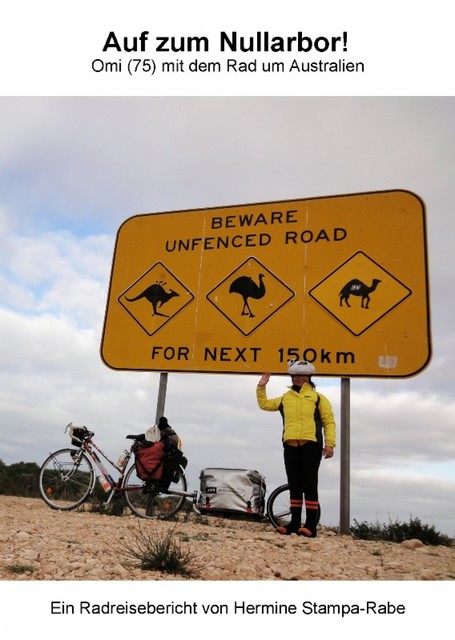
[[126, 282, 179, 317], [339, 278, 381, 309], [229, 274, 266, 318]]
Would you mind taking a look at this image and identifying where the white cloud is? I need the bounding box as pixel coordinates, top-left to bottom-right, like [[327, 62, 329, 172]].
[[349, 389, 455, 464], [349, 468, 455, 537], [0, 227, 112, 327]]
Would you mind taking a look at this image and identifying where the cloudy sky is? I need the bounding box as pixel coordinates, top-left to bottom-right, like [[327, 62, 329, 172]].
[[0, 96, 453, 535]]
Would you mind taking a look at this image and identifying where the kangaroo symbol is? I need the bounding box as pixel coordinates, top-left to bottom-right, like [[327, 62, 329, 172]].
[[126, 282, 179, 317], [339, 278, 381, 309]]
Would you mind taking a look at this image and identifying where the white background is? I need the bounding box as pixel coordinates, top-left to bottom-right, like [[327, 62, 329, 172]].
[[1, 0, 453, 96]]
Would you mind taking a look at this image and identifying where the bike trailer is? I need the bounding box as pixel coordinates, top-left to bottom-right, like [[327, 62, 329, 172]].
[[197, 468, 266, 520]]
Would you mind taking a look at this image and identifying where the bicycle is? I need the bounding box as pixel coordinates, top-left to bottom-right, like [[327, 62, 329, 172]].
[[38, 423, 197, 520], [39, 423, 320, 529], [266, 484, 321, 530]]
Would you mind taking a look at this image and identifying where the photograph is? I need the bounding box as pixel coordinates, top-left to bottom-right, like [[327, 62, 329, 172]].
[[0, 97, 453, 584], [0, 1, 454, 635]]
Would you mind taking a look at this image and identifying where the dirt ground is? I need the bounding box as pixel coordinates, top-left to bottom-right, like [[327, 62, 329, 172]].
[[1, 495, 454, 581]]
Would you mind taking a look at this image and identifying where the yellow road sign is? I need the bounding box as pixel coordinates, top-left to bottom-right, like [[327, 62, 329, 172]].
[[101, 190, 431, 377]]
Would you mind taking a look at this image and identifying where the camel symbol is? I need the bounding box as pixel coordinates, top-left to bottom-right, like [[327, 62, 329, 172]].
[[229, 273, 266, 318], [126, 282, 179, 317], [339, 278, 381, 309]]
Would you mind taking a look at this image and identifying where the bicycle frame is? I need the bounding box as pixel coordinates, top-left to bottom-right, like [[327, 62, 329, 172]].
[[77, 434, 197, 507], [74, 435, 133, 505]]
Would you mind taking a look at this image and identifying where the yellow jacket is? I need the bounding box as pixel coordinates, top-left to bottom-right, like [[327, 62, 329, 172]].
[[256, 382, 336, 447]]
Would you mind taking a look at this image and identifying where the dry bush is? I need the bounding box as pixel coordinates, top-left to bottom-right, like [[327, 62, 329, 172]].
[[120, 523, 203, 577]]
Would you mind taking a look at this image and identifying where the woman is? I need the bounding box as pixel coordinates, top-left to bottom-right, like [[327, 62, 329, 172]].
[[256, 360, 336, 537]]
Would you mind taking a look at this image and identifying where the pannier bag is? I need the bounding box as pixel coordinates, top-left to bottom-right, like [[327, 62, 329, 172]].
[[197, 468, 266, 520], [135, 441, 165, 481]]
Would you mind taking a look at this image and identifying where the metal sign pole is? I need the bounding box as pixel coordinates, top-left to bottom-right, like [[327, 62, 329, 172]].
[[154, 372, 168, 424], [339, 377, 351, 534]]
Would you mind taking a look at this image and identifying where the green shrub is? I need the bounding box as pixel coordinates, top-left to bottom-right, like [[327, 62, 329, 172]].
[[0, 460, 41, 497], [90, 494, 127, 517], [350, 516, 453, 547], [121, 524, 202, 577], [7, 562, 36, 575]]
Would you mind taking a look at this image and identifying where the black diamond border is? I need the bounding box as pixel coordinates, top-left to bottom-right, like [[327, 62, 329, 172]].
[[206, 256, 295, 336], [118, 261, 195, 337], [308, 251, 412, 336]]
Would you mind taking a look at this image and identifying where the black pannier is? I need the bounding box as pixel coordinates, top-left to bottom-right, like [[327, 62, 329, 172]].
[[70, 427, 88, 447]]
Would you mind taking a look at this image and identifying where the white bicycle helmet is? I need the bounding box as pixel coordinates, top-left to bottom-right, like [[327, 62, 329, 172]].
[[145, 425, 161, 442], [287, 359, 316, 376]]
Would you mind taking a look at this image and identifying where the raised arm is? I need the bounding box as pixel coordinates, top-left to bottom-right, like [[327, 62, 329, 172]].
[[256, 373, 283, 411], [257, 372, 271, 386]]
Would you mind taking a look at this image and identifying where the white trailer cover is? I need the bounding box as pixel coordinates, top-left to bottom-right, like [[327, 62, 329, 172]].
[[197, 467, 266, 520]]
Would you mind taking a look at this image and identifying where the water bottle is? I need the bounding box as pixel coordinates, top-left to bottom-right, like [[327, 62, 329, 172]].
[[97, 474, 111, 492], [117, 449, 129, 468]]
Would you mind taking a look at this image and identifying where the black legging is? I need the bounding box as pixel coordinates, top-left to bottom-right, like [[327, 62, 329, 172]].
[[283, 441, 323, 502]]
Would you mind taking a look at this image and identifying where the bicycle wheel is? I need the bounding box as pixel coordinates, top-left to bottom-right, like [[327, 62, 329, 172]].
[[267, 484, 321, 529], [39, 448, 94, 510], [124, 464, 188, 520]]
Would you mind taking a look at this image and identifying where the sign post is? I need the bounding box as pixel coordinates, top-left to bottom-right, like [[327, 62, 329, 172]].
[[154, 372, 168, 424], [340, 378, 351, 534]]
